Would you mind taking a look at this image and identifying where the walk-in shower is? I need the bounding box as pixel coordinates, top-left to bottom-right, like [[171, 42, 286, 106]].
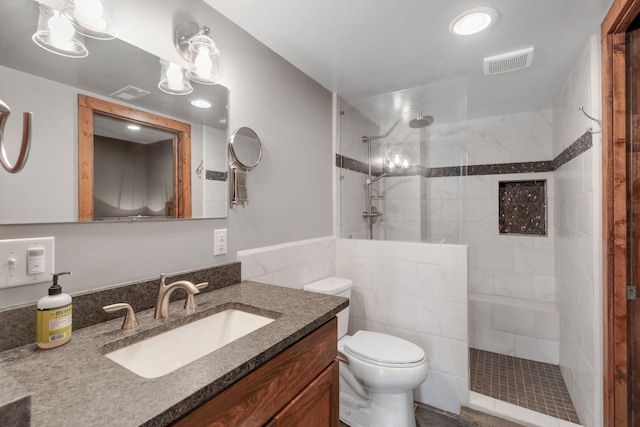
[[361, 106, 433, 239], [337, 71, 590, 425]]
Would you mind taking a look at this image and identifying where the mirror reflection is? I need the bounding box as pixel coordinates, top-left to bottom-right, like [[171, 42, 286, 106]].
[[94, 116, 176, 220], [0, 0, 229, 224]]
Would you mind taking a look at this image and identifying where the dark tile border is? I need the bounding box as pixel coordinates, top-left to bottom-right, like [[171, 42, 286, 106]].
[[205, 170, 228, 181], [552, 132, 593, 170], [0, 262, 241, 352], [336, 154, 383, 176], [337, 132, 592, 178]]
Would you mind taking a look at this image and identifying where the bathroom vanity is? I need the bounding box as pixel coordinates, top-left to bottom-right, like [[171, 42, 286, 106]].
[[0, 281, 347, 426]]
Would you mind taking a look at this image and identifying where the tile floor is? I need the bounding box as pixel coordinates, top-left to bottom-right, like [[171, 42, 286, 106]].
[[470, 348, 580, 424]]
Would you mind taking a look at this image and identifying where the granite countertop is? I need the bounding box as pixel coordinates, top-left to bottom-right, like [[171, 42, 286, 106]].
[[0, 281, 348, 426]]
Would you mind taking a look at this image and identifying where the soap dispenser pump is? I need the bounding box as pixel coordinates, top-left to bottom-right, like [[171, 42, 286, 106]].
[[36, 272, 72, 349]]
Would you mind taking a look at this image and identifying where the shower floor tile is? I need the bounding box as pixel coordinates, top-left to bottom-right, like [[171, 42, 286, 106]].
[[470, 348, 580, 424]]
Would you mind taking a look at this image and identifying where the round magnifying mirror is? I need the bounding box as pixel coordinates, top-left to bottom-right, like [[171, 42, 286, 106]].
[[229, 127, 262, 171]]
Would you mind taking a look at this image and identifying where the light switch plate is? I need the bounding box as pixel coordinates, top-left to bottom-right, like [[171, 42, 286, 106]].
[[0, 237, 54, 289], [214, 229, 227, 256]]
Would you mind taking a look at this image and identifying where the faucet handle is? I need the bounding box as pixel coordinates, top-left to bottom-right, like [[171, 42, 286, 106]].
[[103, 303, 139, 330], [184, 282, 209, 310], [159, 273, 166, 286]]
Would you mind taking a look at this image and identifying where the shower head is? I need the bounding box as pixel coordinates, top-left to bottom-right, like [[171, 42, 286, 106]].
[[362, 105, 434, 143], [409, 116, 434, 128], [408, 106, 434, 128]]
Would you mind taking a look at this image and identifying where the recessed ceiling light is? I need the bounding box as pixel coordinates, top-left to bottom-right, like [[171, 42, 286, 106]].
[[190, 98, 212, 109], [127, 124, 141, 131], [450, 7, 498, 36]]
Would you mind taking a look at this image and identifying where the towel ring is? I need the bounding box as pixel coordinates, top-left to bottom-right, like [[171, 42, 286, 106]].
[[0, 99, 32, 173]]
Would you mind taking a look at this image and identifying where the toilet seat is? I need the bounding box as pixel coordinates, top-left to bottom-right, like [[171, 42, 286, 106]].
[[343, 331, 425, 368]]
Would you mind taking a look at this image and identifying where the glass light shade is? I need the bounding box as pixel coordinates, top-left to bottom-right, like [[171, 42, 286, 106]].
[[158, 60, 193, 95], [32, 4, 88, 58], [450, 7, 498, 35], [186, 34, 220, 85], [62, 0, 116, 40]]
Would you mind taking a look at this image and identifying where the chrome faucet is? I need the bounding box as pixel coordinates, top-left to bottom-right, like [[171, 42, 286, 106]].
[[154, 274, 200, 320]]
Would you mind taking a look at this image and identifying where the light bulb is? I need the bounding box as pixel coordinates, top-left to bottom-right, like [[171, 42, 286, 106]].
[[402, 159, 409, 168], [394, 154, 401, 165], [194, 46, 213, 79], [48, 11, 75, 50], [75, 0, 106, 31], [166, 63, 185, 90]]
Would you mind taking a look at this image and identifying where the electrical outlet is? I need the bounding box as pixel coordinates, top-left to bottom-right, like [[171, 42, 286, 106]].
[[214, 229, 227, 256]]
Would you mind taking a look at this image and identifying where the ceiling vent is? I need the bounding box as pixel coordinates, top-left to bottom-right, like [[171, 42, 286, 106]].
[[110, 86, 151, 102], [483, 47, 534, 75]]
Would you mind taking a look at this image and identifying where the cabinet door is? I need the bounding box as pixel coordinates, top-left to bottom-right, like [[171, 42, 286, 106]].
[[266, 361, 339, 427]]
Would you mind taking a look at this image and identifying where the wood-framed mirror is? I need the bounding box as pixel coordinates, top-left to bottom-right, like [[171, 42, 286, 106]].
[[78, 95, 191, 221]]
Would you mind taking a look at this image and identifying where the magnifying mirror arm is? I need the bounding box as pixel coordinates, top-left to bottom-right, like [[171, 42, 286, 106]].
[[0, 99, 32, 174]]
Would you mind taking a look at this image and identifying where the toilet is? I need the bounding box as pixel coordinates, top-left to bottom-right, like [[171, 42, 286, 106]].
[[303, 277, 427, 427]]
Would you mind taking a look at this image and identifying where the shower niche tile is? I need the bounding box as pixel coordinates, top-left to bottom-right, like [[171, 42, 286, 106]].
[[498, 180, 547, 236]]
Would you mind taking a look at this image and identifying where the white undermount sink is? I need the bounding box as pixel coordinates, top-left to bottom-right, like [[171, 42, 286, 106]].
[[105, 309, 275, 378]]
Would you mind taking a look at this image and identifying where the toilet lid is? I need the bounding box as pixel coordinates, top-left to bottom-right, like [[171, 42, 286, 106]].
[[343, 331, 425, 365]]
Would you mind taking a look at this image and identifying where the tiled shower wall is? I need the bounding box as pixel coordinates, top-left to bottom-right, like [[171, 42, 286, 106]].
[[427, 112, 558, 364], [552, 35, 602, 427]]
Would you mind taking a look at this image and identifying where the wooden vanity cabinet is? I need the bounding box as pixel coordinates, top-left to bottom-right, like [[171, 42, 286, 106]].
[[174, 318, 339, 427]]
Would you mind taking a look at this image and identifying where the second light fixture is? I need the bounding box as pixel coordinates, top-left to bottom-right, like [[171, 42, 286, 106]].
[[159, 22, 220, 95]]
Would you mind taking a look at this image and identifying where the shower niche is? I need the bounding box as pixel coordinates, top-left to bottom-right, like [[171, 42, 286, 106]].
[[498, 180, 547, 236]]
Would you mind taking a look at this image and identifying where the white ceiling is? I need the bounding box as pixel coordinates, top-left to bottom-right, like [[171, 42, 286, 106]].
[[204, 0, 612, 122]]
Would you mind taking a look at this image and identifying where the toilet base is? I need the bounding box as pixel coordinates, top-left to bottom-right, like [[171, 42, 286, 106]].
[[339, 387, 417, 427], [339, 390, 370, 427], [369, 391, 416, 427]]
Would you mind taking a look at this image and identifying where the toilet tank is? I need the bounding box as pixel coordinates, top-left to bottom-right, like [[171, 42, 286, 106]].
[[303, 277, 352, 339]]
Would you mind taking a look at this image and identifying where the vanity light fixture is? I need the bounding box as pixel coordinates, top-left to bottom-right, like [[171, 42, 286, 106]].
[[32, 4, 88, 58], [450, 7, 498, 35], [175, 22, 221, 85], [62, 0, 117, 40], [158, 59, 193, 95]]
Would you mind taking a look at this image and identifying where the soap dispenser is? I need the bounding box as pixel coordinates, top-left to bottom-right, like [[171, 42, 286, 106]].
[[36, 272, 72, 349]]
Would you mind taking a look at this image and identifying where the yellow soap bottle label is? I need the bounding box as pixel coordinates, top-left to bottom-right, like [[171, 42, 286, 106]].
[[37, 305, 72, 344]]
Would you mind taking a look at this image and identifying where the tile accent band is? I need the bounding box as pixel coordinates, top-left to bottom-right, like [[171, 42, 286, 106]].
[[336, 131, 592, 178], [206, 170, 228, 181]]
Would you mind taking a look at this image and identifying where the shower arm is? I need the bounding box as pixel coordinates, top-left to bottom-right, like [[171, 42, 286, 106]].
[[362, 117, 402, 143]]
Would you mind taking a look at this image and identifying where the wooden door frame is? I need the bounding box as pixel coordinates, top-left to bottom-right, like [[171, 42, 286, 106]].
[[602, 1, 640, 425]]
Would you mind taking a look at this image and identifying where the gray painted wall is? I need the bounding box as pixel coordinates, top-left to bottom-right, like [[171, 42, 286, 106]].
[[0, 0, 333, 308]]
